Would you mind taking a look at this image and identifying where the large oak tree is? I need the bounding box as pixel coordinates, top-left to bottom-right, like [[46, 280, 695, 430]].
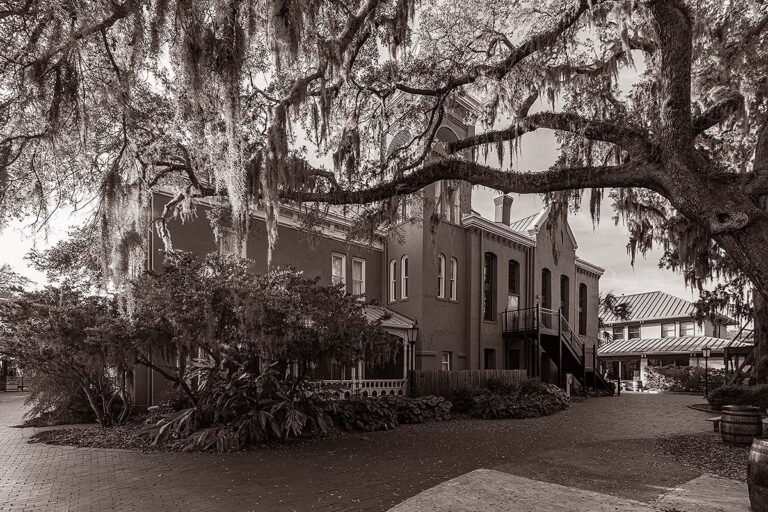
[[2, 1, 768, 374]]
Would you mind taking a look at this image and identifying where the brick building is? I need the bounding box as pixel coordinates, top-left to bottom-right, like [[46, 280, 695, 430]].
[[134, 101, 607, 406]]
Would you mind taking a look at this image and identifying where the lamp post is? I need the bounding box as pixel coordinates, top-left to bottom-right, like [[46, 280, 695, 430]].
[[406, 327, 418, 370], [702, 345, 711, 398]]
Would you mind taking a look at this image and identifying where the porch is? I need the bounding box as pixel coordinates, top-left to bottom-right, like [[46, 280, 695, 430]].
[[318, 305, 417, 398]]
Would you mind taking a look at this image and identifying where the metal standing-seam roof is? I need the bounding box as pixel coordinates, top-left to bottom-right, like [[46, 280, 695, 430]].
[[600, 291, 699, 324], [598, 335, 751, 357]]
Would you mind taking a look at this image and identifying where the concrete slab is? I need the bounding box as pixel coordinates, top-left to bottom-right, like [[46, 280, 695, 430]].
[[387, 468, 654, 511], [654, 474, 750, 512]]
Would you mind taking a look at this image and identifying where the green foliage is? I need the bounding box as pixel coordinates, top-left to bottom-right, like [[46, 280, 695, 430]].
[[0, 286, 135, 426], [327, 398, 398, 432], [448, 379, 570, 419], [328, 395, 452, 432], [644, 366, 726, 393], [708, 385, 768, 411], [131, 252, 399, 407], [467, 384, 570, 420], [21, 372, 95, 426]]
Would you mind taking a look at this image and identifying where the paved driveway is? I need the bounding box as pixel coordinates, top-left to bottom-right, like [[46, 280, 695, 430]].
[[0, 392, 711, 511]]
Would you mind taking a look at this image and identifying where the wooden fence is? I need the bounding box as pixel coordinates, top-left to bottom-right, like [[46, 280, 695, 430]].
[[409, 369, 529, 397]]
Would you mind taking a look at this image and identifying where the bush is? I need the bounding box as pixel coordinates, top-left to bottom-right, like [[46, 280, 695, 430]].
[[21, 372, 96, 426], [644, 366, 726, 393], [328, 395, 452, 432], [467, 383, 570, 419], [327, 399, 398, 432], [708, 385, 768, 411], [446, 379, 570, 420]]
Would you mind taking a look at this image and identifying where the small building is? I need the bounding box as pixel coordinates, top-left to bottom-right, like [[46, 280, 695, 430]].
[[598, 291, 745, 383]]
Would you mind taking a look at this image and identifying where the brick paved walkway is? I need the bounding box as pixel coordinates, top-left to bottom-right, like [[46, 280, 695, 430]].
[[0, 392, 711, 511]]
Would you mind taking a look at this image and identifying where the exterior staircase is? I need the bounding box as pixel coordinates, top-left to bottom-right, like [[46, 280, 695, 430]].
[[502, 306, 613, 392]]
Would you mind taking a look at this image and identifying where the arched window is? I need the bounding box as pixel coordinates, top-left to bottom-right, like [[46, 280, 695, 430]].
[[387, 129, 412, 155], [435, 126, 459, 145], [437, 254, 446, 298], [541, 268, 552, 309], [578, 283, 588, 336], [401, 255, 409, 299], [389, 259, 397, 302], [483, 252, 497, 321], [560, 275, 570, 321], [450, 257, 458, 301]]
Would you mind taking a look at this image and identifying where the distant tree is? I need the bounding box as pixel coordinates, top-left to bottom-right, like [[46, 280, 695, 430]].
[[0, 287, 135, 426], [3, 1, 768, 377]]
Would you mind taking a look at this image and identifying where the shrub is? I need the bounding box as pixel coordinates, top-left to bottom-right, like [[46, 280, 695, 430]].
[[468, 384, 570, 419], [708, 385, 768, 411], [644, 366, 725, 393], [326, 399, 398, 432], [449, 386, 490, 414], [328, 395, 452, 432]]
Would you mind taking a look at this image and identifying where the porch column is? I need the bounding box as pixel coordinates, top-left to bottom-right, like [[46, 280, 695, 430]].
[[403, 338, 409, 379]]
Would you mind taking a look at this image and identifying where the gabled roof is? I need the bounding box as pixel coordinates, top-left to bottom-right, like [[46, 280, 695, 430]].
[[364, 305, 416, 330], [601, 291, 694, 324], [598, 335, 751, 357], [508, 207, 578, 249]]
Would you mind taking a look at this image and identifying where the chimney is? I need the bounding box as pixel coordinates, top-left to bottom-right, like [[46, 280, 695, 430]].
[[494, 194, 514, 226]]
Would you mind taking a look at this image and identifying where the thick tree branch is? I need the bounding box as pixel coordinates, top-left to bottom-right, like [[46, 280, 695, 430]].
[[650, 0, 694, 149], [693, 92, 745, 134], [282, 159, 659, 205], [447, 112, 653, 158]]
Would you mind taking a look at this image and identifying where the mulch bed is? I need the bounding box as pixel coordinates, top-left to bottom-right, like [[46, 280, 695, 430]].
[[655, 432, 749, 481], [29, 424, 161, 451]]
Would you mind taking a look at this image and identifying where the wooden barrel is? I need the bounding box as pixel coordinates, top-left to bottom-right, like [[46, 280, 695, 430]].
[[749, 439, 768, 511], [632, 379, 641, 391], [721, 405, 762, 445]]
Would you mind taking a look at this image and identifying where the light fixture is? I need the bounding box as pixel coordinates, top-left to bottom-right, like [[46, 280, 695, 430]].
[[406, 327, 418, 344], [702, 345, 711, 359]]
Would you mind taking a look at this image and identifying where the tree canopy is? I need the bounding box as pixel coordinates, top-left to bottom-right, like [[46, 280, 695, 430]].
[[1, 0, 767, 313]]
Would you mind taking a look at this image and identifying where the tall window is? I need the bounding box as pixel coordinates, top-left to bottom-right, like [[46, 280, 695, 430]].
[[628, 325, 641, 339], [578, 284, 588, 336], [483, 252, 497, 321], [450, 257, 458, 301], [541, 268, 552, 308], [560, 275, 570, 321], [401, 255, 409, 299], [332, 253, 346, 286], [507, 259, 520, 310], [389, 259, 397, 302], [437, 254, 446, 298], [680, 321, 695, 336], [441, 351, 452, 371], [351, 258, 365, 297], [451, 188, 461, 223], [662, 323, 676, 337], [613, 326, 625, 341]]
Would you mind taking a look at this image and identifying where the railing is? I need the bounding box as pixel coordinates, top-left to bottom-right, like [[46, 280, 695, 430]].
[[540, 307, 558, 334], [410, 369, 528, 397], [558, 316, 584, 363], [502, 306, 538, 333], [321, 379, 407, 399]]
